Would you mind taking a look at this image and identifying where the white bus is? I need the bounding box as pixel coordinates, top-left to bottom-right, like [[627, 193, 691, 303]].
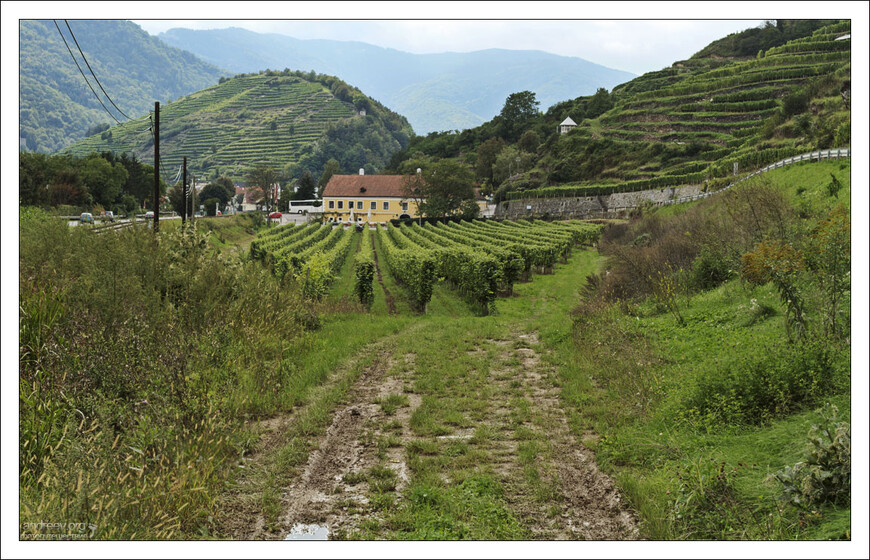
[[288, 200, 323, 214]]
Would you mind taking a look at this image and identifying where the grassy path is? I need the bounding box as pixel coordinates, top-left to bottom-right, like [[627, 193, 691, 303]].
[[217, 244, 638, 540]]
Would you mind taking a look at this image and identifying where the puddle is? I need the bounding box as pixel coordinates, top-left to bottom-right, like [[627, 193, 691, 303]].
[[437, 429, 474, 440], [284, 523, 329, 540]]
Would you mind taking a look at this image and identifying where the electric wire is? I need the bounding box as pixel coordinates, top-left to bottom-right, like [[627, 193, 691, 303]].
[[64, 20, 132, 121], [54, 20, 121, 125]]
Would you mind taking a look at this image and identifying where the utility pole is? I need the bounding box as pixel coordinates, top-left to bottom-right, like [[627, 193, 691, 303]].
[[182, 156, 187, 224], [153, 101, 160, 231], [190, 173, 196, 226]]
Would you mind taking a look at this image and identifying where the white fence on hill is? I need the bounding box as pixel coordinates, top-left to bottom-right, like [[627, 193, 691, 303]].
[[658, 147, 851, 207]]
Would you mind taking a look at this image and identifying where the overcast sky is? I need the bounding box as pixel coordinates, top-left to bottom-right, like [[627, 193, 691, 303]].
[[132, 19, 767, 76]]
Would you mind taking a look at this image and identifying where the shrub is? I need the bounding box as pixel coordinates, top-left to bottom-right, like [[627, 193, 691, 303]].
[[679, 339, 845, 428], [741, 241, 807, 342], [691, 247, 735, 291], [771, 403, 850, 509]]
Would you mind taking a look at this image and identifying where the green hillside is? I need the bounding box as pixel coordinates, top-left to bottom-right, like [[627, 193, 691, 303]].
[[19, 20, 226, 153], [63, 70, 413, 182], [390, 20, 851, 203]]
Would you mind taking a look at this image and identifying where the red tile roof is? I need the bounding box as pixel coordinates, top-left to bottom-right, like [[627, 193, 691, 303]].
[[322, 174, 415, 198]]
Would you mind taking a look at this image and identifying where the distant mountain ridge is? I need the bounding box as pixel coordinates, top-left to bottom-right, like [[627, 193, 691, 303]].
[[157, 27, 636, 134], [19, 20, 227, 153]]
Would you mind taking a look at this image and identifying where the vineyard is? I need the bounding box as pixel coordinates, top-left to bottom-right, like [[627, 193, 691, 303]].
[[62, 72, 412, 182], [249, 219, 603, 314], [516, 21, 851, 201]]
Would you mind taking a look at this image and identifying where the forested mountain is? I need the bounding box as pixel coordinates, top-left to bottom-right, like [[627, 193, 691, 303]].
[[63, 69, 413, 183], [157, 27, 636, 134], [19, 19, 227, 153]]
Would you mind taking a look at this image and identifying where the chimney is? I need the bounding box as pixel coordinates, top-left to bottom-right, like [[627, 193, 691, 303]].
[[359, 168, 365, 175]]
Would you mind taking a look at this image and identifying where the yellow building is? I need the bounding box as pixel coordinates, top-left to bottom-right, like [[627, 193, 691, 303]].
[[321, 172, 422, 224]]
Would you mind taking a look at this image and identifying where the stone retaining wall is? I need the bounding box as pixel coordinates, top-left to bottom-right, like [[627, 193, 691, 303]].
[[494, 184, 704, 220]]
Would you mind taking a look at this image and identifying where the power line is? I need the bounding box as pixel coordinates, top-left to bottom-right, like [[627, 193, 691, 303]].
[[64, 20, 132, 121], [53, 20, 121, 125]]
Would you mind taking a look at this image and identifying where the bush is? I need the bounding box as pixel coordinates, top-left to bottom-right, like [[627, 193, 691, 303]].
[[691, 247, 735, 291], [771, 403, 850, 509], [679, 339, 846, 428]]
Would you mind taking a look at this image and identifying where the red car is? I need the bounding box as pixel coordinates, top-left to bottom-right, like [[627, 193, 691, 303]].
[[268, 212, 282, 219]]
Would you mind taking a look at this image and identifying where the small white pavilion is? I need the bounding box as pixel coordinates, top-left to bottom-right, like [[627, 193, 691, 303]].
[[559, 117, 577, 135]]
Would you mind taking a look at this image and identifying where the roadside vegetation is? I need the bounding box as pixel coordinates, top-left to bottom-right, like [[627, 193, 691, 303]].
[[565, 160, 851, 539]]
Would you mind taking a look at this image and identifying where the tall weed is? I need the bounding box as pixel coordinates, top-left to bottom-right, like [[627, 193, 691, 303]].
[[18, 210, 309, 539]]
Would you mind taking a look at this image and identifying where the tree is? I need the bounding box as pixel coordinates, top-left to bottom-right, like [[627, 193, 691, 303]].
[[246, 165, 280, 223], [498, 91, 540, 142], [48, 168, 87, 207], [405, 159, 475, 218], [459, 199, 481, 220], [19, 152, 50, 207], [167, 183, 186, 215], [475, 137, 505, 183], [353, 94, 371, 113], [78, 156, 128, 207], [203, 198, 221, 217], [215, 176, 235, 200], [200, 182, 230, 206], [317, 159, 340, 197], [492, 146, 534, 186], [518, 129, 541, 154], [293, 171, 317, 201], [586, 88, 614, 119]]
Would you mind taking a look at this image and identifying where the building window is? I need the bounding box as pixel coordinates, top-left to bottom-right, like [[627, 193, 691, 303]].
[[328, 200, 335, 209], [383, 201, 389, 210], [337, 200, 343, 209], [357, 201, 363, 210], [370, 201, 377, 210], [348, 200, 353, 209], [402, 202, 409, 211]]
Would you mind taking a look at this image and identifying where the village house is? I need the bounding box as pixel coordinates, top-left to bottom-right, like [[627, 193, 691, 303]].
[[321, 169, 421, 224]]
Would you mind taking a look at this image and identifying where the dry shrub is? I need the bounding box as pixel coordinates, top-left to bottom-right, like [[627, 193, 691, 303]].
[[585, 178, 796, 305]]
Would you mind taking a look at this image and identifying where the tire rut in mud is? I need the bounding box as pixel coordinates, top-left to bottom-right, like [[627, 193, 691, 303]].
[[480, 332, 638, 540]]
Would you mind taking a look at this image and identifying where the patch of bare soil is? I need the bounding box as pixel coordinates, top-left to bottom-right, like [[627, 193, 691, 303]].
[[223, 329, 424, 540], [483, 331, 638, 540], [217, 326, 422, 540], [371, 242, 396, 315]]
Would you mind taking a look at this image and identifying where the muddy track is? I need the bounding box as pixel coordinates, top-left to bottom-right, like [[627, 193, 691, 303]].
[[480, 332, 638, 540], [219, 324, 423, 540], [220, 322, 636, 541]]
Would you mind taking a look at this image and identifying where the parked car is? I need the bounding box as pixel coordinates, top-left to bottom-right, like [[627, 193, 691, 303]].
[[104, 211, 114, 222], [269, 212, 282, 219], [144, 211, 154, 219], [80, 212, 94, 224]]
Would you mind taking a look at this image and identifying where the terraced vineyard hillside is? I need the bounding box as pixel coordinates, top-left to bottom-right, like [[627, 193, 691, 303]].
[[487, 21, 851, 202], [63, 71, 413, 181]]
